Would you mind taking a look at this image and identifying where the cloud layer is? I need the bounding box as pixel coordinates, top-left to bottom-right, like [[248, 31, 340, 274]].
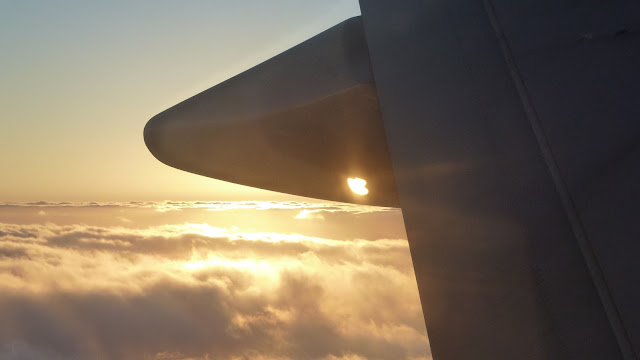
[[0, 202, 429, 360], [0, 200, 396, 214]]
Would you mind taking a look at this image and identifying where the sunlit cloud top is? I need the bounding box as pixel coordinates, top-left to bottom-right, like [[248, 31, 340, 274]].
[[0, 201, 428, 360], [0, 200, 396, 213]]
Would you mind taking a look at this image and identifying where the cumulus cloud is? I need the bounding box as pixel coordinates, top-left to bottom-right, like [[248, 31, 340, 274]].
[[295, 210, 325, 220], [0, 203, 429, 360]]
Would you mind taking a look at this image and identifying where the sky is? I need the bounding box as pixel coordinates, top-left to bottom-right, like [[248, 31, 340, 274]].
[[0, 1, 430, 359], [0, 0, 361, 202]]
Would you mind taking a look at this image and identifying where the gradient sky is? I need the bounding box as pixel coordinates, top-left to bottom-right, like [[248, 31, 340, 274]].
[[0, 0, 361, 202]]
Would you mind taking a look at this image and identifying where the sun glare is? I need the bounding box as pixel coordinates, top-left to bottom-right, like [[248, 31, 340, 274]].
[[348, 177, 369, 196]]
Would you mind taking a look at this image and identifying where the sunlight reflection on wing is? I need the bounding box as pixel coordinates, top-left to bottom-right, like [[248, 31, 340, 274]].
[[348, 177, 369, 196]]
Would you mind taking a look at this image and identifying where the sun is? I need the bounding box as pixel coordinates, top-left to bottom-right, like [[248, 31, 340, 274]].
[[347, 177, 369, 196]]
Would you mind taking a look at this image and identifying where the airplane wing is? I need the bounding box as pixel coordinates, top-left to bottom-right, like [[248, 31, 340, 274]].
[[145, 1, 640, 359], [144, 17, 398, 207]]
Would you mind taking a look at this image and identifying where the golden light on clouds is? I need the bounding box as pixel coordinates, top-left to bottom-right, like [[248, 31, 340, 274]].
[[348, 177, 369, 196], [0, 201, 429, 360]]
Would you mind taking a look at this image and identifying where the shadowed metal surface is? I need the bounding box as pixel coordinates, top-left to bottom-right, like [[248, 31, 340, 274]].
[[360, 0, 639, 359]]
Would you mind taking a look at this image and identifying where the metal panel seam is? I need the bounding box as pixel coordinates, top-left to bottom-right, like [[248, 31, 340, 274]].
[[482, 1, 637, 359]]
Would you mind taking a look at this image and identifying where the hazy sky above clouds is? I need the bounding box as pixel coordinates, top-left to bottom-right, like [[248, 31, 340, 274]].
[[0, 0, 361, 202]]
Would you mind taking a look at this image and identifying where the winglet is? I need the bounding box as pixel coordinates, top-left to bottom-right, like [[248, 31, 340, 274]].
[[144, 16, 398, 207]]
